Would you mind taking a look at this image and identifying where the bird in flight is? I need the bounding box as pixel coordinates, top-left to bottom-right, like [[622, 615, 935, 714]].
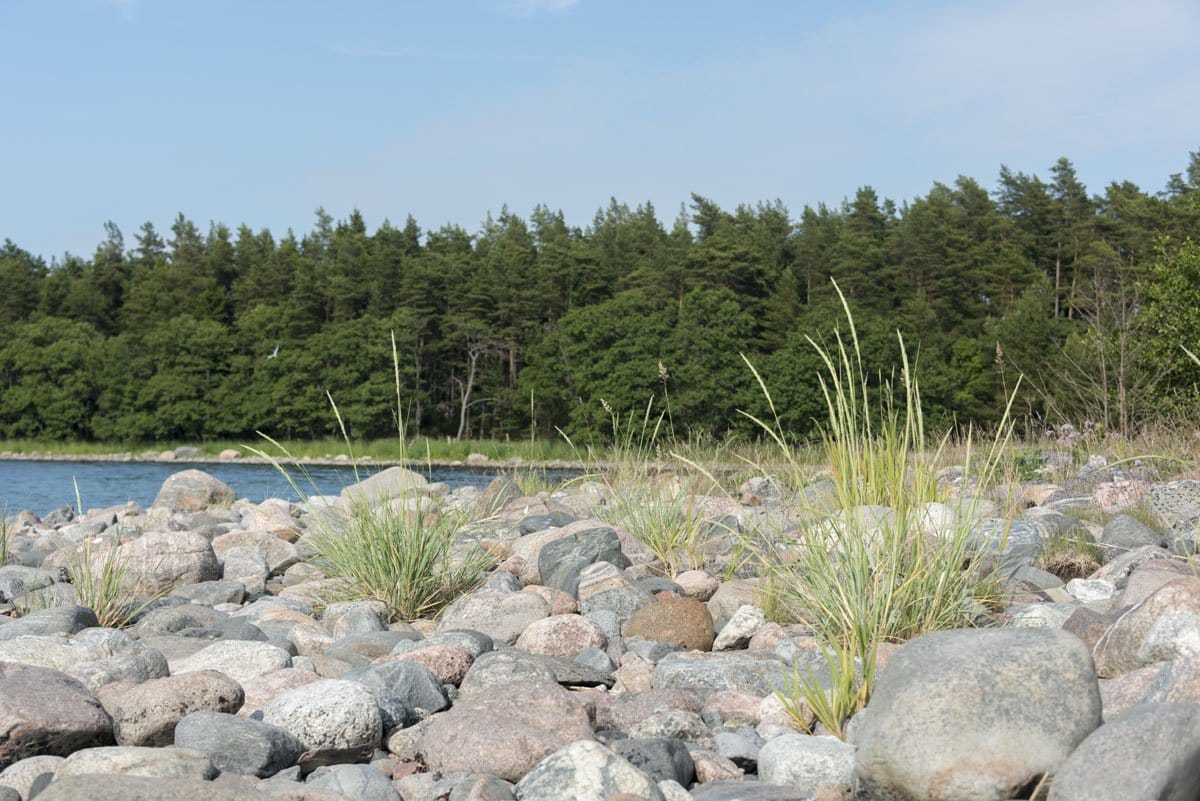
[[267, 344, 280, 359]]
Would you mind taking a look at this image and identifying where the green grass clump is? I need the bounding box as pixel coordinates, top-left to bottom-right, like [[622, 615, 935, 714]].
[[68, 537, 163, 628], [249, 332, 490, 621], [307, 501, 489, 620], [1037, 531, 1102, 580], [748, 283, 1013, 739]]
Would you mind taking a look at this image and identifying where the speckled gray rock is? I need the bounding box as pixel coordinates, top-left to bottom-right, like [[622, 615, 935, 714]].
[[968, 518, 1046, 572], [36, 775, 265, 801], [689, 781, 814, 800], [458, 648, 557, 697], [854, 628, 1101, 801], [577, 561, 655, 625], [629, 708, 713, 747], [1048, 702, 1200, 801], [340, 465, 428, 505], [1099, 514, 1164, 561], [170, 579, 247, 606], [0, 663, 114, 769], [341, 659, 450, 716], [538, 526, 628, 597], [1146, 480, 1200, 530], [308, 764, 401, 801], [1094, 577, 1200, 678], [438, 588, 551, 645], [0, 604, 98, 641], [418, 679, 594, 782], [174, 710, 304, 777], [168, 639, 292, 684], [117, 530, 221, 594], [449, 773, 517, 800], [652, 651, 793, 697], [515, 740, 664, 801], [758, 733, 853, 792], [712, 605, 767, 651], [0, 754, 64, 800], [611, 738, 695, 786], [69, 639, 171, 692], [56, 745, 216, 780], [104, 670, 244, 746], [258, 679, 383, 768]]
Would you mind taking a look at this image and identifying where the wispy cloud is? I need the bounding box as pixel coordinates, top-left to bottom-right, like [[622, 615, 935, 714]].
[[326, 40, 539, 63], [101, 0, 139, 21], [498, 0, 581, 18], [306, 0, 1200, 233]]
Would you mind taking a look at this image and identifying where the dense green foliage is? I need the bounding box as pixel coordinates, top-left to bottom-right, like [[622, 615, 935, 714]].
[[2, 153, 1199, 443]]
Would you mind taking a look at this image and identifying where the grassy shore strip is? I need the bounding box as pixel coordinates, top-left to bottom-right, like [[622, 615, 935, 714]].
[[0, 437, 579, 466]]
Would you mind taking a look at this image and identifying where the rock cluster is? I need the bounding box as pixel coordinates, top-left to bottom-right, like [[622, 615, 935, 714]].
[[0, 456, 1199, 799]]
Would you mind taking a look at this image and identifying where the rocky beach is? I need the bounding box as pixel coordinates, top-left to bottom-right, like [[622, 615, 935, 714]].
[[1, 454, 1200, 801]]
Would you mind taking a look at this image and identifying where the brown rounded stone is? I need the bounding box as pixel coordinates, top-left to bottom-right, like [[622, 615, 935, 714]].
[[622, 596, 714, 652]]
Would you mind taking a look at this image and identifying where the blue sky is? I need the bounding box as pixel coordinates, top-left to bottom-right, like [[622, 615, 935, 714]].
[[3, 0, 1198, 261]]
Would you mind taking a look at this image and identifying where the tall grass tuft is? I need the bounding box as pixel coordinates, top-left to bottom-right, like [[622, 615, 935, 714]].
[[247, 332, 488, 621], [68, 537, 162, 628], [307, 499, 489, 620], [747, 283, 1015, 738]]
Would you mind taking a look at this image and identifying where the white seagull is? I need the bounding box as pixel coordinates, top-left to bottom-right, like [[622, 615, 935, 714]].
[[267, 344, 280, 359]]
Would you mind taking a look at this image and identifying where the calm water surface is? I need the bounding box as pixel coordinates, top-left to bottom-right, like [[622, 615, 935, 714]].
[[0, 459, 576, 517]]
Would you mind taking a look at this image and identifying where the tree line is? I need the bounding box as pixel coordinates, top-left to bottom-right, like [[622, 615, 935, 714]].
[[2, 153, 1199, 445]]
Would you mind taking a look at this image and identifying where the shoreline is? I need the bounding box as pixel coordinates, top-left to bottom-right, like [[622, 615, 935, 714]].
[[0, 450, 596, 472]]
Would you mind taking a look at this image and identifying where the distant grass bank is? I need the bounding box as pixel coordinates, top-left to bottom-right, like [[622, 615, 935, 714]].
[[0, 436, 583, 466]]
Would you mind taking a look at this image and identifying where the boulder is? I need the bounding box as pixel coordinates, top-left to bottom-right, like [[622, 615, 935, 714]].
[[257, 679, 383, 768], [514, 740, 664, 801], [308, 764, 402, 801], [174, 711, 304, 777], [624, 597, 715, 652], [104, 670, 244, 746], [35, 775, 265, 801], [652, 651, 793, 697], [757, 733, 854, 793], [853, 628, 1101, 801], [152, 470, 237, 512], [577, 561, 654, 626], [417, 679, 594, 782], [438, 588, 550, 645], [538, 526, 628, 597], [0, 663, 113, 769], [117, 531, 221, 594], [56, 745, 216, 780], [340, 466, 428, 506], [611, 738, 695, 786], [168, 639, 292, 684], [516, 614, 609, 658], [0, 605, 98, 642], [1094, 578, 1200, 677], [1049, 702, 1200, 801]]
